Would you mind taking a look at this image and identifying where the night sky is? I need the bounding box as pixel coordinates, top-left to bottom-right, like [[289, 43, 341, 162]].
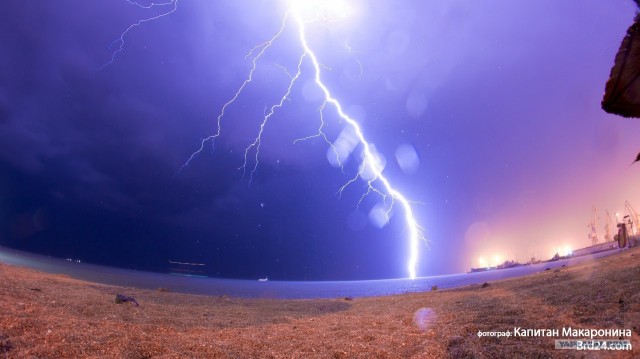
[[1, 0, 639, 280]]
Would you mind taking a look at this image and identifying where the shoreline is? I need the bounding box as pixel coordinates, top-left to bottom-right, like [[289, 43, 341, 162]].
[[0, 245, 621, 299], [1, 246, 638, 357]]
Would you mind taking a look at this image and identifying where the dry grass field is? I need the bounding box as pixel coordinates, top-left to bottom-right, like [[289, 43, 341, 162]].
[[1, 248, 639, 358]]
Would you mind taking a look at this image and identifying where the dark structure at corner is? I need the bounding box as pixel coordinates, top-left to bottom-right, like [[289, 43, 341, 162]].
[[602, 1, 640, 118]]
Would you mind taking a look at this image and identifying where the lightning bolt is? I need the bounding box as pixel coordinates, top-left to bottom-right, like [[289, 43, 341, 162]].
[[289, 11, 424, 279], [180, 13, 291, 172], [100, 0, 178, 70], [105, 0, 426, 279]]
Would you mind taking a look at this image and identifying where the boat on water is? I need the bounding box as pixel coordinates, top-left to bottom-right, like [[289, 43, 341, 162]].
[[168, 260, 208, 277]]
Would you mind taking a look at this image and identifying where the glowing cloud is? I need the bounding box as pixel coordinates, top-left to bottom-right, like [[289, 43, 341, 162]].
[[287, 0, 354, 22]]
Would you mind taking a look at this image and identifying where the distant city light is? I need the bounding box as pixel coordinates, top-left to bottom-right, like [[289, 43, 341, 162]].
[[556, 245, 572, 257]]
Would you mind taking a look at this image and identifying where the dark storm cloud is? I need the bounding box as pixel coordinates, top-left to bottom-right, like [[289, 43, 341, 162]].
[[1, 0, 639, 279], [1, 1, 210, 210], [0, 2, 227, 265], [0, 0, 328, 278]]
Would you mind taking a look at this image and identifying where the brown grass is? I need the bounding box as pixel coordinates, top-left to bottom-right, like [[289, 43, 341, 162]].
[[1, 248, 639, 358]]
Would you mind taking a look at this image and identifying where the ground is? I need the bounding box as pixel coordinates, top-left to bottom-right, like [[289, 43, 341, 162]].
[[1, 248, 639, 358]]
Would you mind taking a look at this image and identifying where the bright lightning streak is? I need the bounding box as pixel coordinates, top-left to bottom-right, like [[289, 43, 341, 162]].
[[106, 0, 426, 279], [289, 10, 425, 279]]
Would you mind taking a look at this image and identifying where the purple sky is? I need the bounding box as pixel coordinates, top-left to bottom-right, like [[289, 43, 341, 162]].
[[0, 0, 639, 279]]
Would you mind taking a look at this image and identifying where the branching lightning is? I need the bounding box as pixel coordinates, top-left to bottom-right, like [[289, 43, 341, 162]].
[[180, 13, 290, 172], [100, 0, 178, 70], [105, 0, 426, 279], [289, 6, 425, 279], [240, 50, 306, 182]]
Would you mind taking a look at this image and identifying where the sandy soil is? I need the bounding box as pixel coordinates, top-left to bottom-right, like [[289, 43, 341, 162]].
[[1, 248, 639, 358]]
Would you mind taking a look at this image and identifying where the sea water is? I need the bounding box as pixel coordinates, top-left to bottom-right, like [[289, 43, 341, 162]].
[[0, 246, 618, 299]]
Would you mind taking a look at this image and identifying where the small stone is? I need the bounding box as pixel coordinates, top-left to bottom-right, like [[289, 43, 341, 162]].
[[115, 294, 139, 306]]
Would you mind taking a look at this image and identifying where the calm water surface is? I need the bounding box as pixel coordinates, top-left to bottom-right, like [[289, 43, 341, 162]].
[[0, 246, 619, 299]]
